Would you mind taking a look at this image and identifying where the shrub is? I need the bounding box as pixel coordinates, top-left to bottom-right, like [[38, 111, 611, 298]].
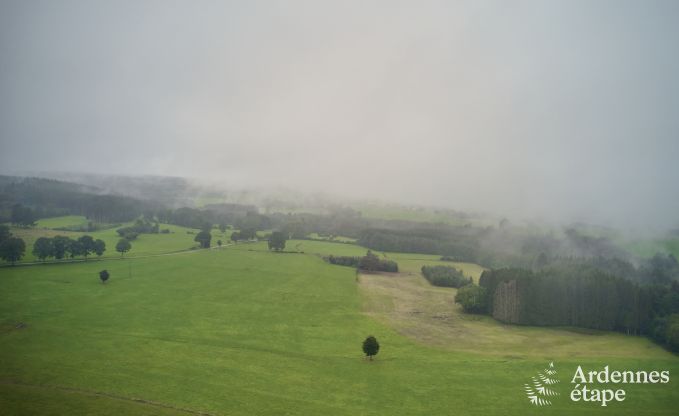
[[421, 265, 471, 288], [455, 284, 488, 313]]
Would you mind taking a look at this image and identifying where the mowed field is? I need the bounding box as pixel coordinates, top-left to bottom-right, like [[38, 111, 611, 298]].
[[1, 240, 678, 415]]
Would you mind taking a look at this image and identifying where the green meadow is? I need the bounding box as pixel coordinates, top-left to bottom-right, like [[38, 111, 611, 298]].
[[1, 237, 677, 415], [9, 217, 234, 263]]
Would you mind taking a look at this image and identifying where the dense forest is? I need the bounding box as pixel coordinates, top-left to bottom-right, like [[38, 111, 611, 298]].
[[476, 259, 679, 351]]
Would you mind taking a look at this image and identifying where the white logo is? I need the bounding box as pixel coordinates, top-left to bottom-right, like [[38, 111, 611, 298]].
[[524, 362, 561, 406]]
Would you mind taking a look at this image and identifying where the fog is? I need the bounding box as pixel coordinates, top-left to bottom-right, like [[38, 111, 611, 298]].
[[1, 0, 678, 229]]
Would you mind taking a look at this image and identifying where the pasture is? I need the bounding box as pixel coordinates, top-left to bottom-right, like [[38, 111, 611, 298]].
[[8, 219, 213, 263], [1, 240, 677, 415]]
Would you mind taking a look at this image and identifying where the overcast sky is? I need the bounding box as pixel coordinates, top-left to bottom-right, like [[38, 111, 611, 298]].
[[1, 0, 678, 227]]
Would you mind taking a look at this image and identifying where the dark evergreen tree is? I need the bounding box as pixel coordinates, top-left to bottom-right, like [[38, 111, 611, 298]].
[[99, 269, 110, 284], [362, 336, 380, 360]]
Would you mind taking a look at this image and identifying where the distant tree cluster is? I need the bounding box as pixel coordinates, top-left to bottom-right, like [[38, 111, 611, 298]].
[[322, 252, 398, 273], [231, 228, 256, 242], [0, 225, 25, 265], [32, 235, 106, 261], [116, 218, 160, 241], [421, 265, 472, 288], [324, 255, 361, 268], [358, 228, 478, 264], [11, 204, 36, 227], [0, 176, 161, 223], [358, 251, 398, 273]]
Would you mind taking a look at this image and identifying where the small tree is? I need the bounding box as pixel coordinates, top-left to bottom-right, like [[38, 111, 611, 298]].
[[116, 239, 131, 257], [0, 237, 26, 265], [99, 269, 110, 284], [268, 231, 287, 251], [217, 239, 222, 247], [362, 335, 380, 360], [195, 230, 212, 248], [33, 237, 54, 261], [93, 239, 106, 258]]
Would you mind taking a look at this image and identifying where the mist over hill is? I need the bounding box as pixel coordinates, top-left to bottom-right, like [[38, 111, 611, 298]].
[[2, 1, 679, 229]]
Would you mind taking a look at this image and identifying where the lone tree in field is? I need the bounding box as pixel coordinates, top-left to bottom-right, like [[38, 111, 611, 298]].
[[0, 237, 26, 265], [362, 335, 380, 360], [99, 270, 110, 284], [195, 230, 212, 248], [268, 231, 287, 251], [116, 238, 131, 257]]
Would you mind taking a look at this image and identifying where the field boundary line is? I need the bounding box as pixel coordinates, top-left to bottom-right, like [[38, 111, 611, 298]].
[[0, 379, 219, 416]]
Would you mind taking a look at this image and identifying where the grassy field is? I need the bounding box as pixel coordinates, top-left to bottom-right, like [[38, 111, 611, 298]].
[[1, 241, 677, 415], [8, 219, 212, 263], [623, 237, 679, 258], [34, 216, 92, 229]]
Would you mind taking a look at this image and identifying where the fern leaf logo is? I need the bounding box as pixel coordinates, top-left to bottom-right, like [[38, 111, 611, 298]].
[[524, 361, 560, 406]]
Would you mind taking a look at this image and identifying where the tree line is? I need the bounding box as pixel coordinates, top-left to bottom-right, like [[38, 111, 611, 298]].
[[32, 235, 107, 261], [466, 265, 679, 352], [324, 251, 398, 273]]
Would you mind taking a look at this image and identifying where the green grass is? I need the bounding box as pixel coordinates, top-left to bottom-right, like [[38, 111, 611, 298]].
[[9, 223, 204, 263], [34, 215, 91, 229], [623, 238, 679, 259], [1, 245, 677, 415]]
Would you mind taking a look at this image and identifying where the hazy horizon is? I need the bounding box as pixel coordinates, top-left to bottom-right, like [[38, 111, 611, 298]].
[[2, 0, 679, 229]]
